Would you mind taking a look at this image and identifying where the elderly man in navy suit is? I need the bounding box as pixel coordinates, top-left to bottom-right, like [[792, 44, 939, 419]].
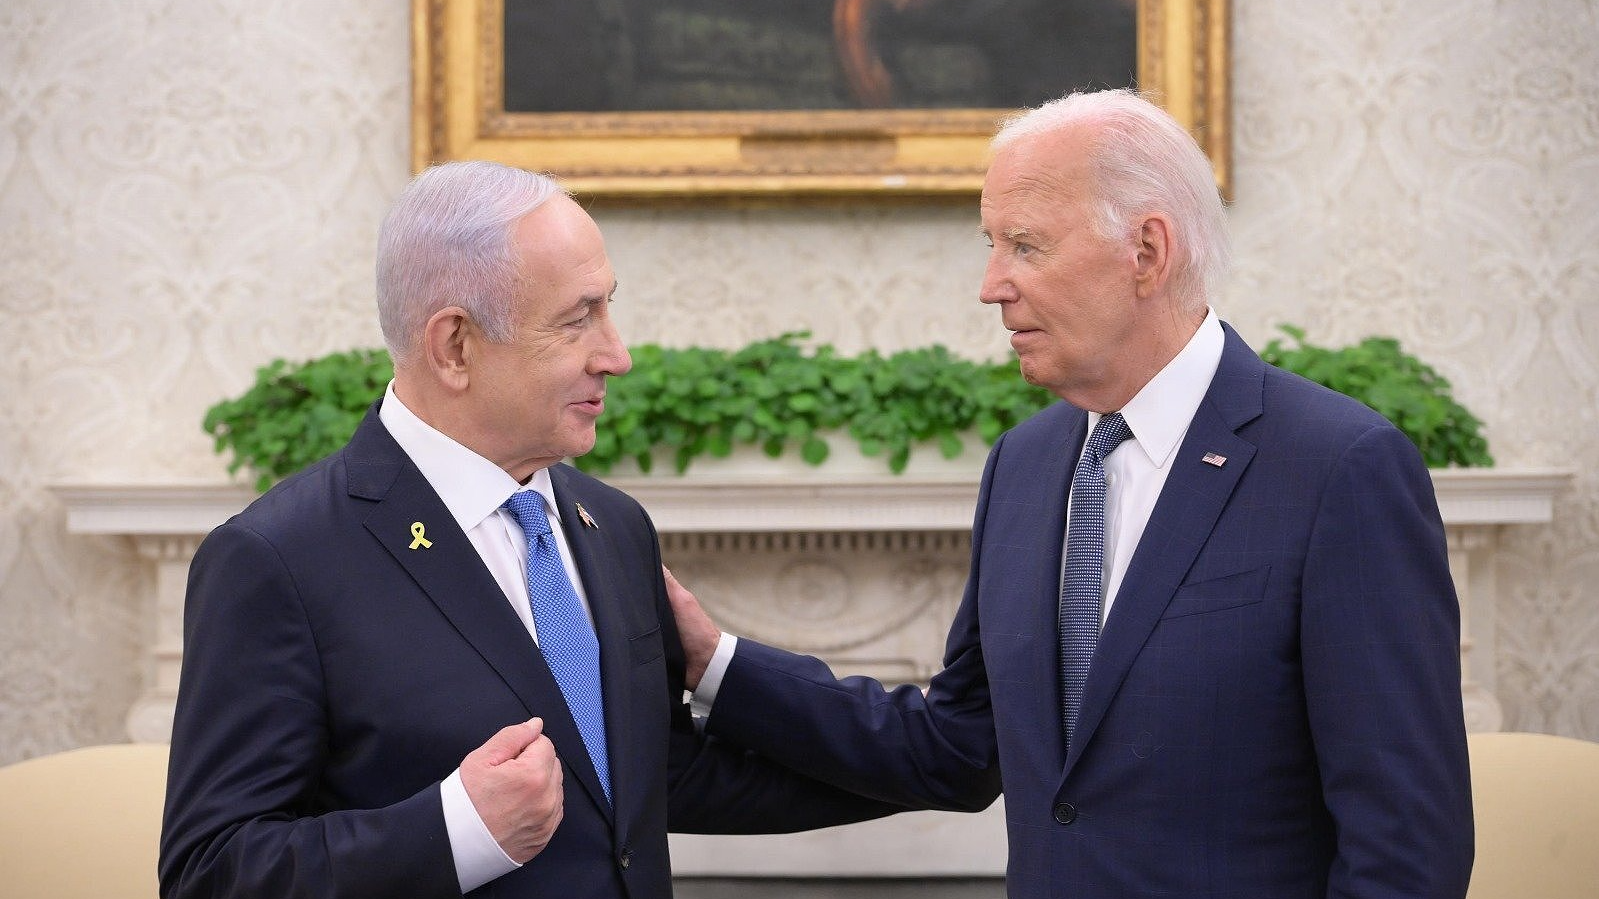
[[159, 161, 896, 899], [666, 89, 1475, 897]]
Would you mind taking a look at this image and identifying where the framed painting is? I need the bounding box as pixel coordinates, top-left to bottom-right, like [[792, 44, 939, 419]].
[[412, 0, 1229, 198]]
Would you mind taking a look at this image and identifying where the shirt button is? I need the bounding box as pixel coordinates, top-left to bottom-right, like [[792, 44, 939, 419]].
[[1105, 473, 1117, 486], [1053, 801, 1077, 824]]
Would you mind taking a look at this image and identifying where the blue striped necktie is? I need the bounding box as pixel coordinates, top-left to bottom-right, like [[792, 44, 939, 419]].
[[502, 491, 611, 803], [1059, 412, 1132, 756]]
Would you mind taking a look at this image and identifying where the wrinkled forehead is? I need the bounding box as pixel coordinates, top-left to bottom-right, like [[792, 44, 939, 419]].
[[982, 133, 1099, 221]]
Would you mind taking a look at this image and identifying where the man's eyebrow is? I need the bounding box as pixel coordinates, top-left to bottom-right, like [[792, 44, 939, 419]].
[[979, 226, 1039, 243], [558, 281, 619, 317]]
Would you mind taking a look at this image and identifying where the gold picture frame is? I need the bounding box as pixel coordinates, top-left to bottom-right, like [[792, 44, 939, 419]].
[[412, 0, 1230, 198]]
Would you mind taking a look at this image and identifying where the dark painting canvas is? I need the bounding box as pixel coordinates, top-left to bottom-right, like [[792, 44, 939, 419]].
[[502, 0, 1137, 113]]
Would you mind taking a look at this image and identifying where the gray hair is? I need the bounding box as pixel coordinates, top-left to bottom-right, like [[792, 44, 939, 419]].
[[376, 161, 566, 366], [992, 89, 1230, 311]]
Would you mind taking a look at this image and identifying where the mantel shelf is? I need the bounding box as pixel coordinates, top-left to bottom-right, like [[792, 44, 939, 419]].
[[51, 467, 1573, 536]]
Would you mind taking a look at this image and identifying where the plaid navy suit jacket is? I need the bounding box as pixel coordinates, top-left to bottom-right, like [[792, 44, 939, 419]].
[[712, 324, 1474, 898]]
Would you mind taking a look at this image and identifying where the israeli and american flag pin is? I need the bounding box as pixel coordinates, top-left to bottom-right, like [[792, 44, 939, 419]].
[[576, 502, 599, 529]]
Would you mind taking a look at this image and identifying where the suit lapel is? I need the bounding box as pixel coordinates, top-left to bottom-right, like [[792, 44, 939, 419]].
[[349, 415, 614, 822], [550, 465, 633, 828], [1021, 410, 1089, 771], [1066, 327, 1266, 771]]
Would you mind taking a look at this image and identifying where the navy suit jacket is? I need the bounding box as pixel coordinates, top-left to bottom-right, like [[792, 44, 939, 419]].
[[710, 325, 1474, 897], [160, 409, 896, 899]]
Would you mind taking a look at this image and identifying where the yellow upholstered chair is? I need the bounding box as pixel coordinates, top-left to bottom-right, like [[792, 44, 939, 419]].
[[1467, 731, 1599, 899], [0, 742, 169, 899]]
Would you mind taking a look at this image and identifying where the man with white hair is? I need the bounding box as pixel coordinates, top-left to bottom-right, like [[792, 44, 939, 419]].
[[667, 89, 1475, 897], [159, 161, 896, 899]]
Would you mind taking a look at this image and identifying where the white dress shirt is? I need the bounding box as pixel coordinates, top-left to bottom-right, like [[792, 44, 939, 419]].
[[693, 309, 1225, 709], [1081, 308, 1223, 621], [379, 382, 595, 893]]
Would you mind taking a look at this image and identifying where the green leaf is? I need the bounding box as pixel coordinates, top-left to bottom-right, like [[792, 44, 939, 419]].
[[887, 444, 911, 474], [801, 436, 829, 466]]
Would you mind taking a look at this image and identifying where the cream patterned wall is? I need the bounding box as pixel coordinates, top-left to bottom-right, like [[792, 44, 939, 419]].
[[1, 0, 1596, 762]]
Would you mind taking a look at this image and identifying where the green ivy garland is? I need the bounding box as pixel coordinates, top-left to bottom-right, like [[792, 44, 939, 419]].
[[1258, 325, 1492, 468], [586, 333, 1052, 476], [202, 349, 394, 492], [203, 327, 1491, 491]]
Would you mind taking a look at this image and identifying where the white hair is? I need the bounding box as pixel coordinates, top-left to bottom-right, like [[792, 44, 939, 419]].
[[993, 89, 1230, 311], [375, 161, 566, 366]]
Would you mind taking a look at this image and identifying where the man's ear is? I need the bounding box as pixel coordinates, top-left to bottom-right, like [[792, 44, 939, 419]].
[[420, 306, 474, 393], [1133, 214, 1173, 300]]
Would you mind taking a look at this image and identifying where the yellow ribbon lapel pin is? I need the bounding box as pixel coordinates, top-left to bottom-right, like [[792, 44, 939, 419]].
[[408, 521, 433, 550]]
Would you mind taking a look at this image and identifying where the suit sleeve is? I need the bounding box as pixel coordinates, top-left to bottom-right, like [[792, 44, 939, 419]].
[[158, 522, 459, 899], [684, 437, 1009, 814], [1301, 425, 1475, 898], [610, 509, 917, 834]]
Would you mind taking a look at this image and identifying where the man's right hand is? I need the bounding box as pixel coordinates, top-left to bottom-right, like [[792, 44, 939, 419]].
[[662, 566, 721, 691], [460, 719, 564, 864]]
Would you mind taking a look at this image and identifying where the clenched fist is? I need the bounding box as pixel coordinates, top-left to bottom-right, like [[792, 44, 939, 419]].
[[460, 718, 564, 863]]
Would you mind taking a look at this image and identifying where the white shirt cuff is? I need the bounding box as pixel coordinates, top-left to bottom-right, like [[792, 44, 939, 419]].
[[689, 632, 739, 717], [441, 767, 520, 893]]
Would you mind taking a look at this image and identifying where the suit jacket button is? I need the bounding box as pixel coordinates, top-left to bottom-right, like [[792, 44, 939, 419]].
[[1053, 802, 1077, 824], [619, 847, 632, 870]]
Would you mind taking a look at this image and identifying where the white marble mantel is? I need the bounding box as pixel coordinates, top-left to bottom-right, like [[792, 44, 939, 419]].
[[51, 467, 1572, 534], [49, 467, 1572, 876]]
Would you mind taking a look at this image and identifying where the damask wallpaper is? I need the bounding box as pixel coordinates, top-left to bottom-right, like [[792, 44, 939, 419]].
[[1, 0, 1595, 761]]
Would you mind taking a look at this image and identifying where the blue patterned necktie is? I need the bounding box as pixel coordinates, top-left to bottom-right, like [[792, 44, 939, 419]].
[[502, 491, 611, 804], [1059, 412, 1133, 756]]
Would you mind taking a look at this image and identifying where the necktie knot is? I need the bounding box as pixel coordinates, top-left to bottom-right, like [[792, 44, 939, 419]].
[[1085, 412, 1132, 463], [503, 490, 553, 538]]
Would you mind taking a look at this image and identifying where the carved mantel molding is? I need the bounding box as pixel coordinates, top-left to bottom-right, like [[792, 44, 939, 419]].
[[49, 468, 1572, 875]]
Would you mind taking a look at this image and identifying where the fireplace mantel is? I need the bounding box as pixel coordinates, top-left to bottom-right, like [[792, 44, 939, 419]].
[[51, 467, 1571, 535]]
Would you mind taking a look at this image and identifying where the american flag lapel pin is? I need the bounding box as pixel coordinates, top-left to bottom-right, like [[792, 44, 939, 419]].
[[1201, 452, 1227, 468], [576, 502, 598, 529]]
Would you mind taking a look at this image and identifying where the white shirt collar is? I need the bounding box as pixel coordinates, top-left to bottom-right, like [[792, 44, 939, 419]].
[[1087, 307, 1225, 470], [377, 381, 561, 532]]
